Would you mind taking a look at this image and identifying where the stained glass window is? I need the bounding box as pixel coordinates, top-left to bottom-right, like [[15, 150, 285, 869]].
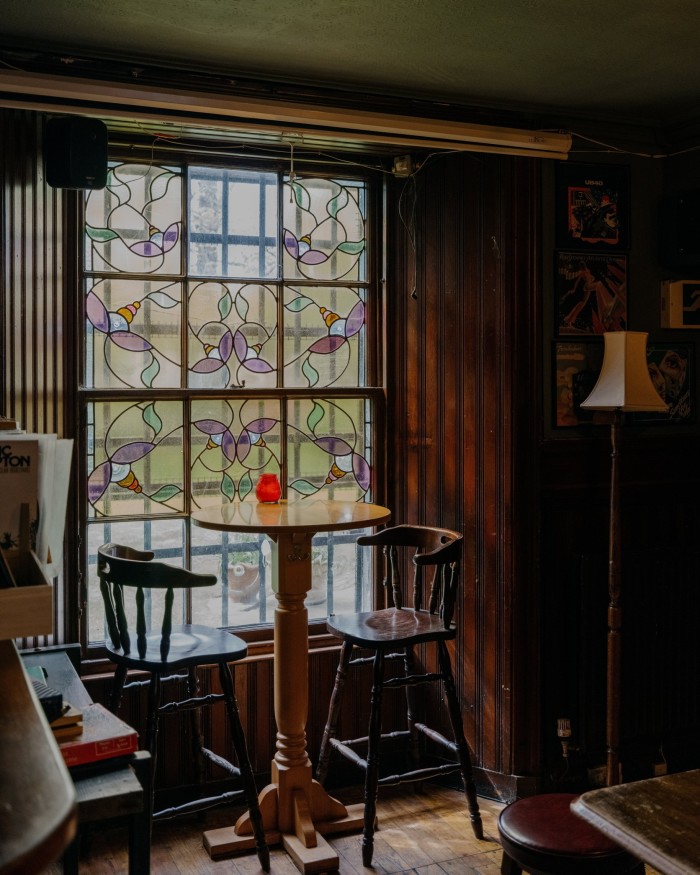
[[81, 159, 379, 643]]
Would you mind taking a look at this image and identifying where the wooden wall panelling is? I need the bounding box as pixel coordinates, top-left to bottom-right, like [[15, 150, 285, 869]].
[[0, 108, 80, 643], [539, 435, 700, 784], [385, 153, 541, 798]]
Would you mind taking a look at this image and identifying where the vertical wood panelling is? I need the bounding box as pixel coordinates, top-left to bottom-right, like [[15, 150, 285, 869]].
[[1, 109, 64, 436], [1, 108, 75, 642], [386, 153, 540, 794]]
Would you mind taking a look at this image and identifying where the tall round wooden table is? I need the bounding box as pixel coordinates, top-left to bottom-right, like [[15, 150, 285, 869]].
[[191, 499, 391, 874]]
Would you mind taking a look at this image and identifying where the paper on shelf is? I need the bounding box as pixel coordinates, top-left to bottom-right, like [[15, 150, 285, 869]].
[[0, 433, 73, 573]]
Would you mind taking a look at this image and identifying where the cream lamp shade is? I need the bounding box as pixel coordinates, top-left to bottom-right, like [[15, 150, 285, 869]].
[[580, 331, 668, 413]]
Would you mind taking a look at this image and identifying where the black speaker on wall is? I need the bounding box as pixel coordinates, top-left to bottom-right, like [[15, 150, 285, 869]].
[[45, 116, 108, 190], [658, 189, 700, 272]]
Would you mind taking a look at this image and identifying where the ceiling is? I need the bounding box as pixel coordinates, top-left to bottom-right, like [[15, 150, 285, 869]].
[[1, 0, 698, 132]]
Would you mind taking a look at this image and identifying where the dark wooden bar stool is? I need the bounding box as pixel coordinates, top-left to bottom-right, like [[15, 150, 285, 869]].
[[498, 793, 644, 875], [316, 524, 483, 867], [96, 543, 269, 872]]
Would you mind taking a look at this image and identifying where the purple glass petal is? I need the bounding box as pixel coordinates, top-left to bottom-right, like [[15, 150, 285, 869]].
[[315, 437, 353, 455], [284, 230, 299, 259], [237, 430, 251, 462], [345, 301, 365, 337], [353, 453, 371, 491], [87, 461, 111, 503], [300, 250, 328, 265], [112, 442, 155, 464], [222, 430, 236, 462], [110, 331, 153, 351], [308, 336, 346, 354], [219, 330, 233, 362], [193, 419, 227, 435], [248, 418, 277, 434], [234, 329, 248, 362], [192, 358, 225, 373], [86, 291, 110, 333], [162, 223, 180, 251], [129, 241, 163, 257], [243, 358, 274, 373]]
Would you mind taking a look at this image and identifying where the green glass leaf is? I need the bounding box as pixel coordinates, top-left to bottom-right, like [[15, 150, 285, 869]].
[[146, 291, 179, 309], [302, 356, 320, 388], [150, 484, 181, 503], [327, 189, 348, 218], [142, 403, 162, 435], [221, 472, 235, 501], [218, 293, 232, 320], [239, 471, 253, 500], [290, 478, 319, 496], [285, 295, 314, 312], [292, 182, 310, 210], [86, 226, 119, 243], [307, 401, 325, 434], [337, 240, 366, 255], [235, 294, 249, 321], [141, 356, 160, 389]]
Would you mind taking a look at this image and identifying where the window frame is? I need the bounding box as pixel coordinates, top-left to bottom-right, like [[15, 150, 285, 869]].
[[75, 147, 387, 658]]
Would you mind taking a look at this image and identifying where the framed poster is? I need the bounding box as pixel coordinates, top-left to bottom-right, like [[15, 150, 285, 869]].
[[556, 163, 630, 250], [555, 252, 627, 335], [554, 341, 604, 427], [636, 343, 694, 422]]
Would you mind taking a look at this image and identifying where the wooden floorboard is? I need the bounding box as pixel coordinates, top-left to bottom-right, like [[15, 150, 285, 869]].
[[41, 784, 660, 874], [41, 784, 504, 874]]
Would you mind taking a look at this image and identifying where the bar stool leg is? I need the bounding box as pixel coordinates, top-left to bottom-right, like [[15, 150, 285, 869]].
[[438, 641, 483, 839], [362, 649, 385, 867], [317, 640, 353, 785], [109, 663, 128, 712], [403, 644, 421, 774], [186, 666, 207, 806], [218, 663, 270, 873]]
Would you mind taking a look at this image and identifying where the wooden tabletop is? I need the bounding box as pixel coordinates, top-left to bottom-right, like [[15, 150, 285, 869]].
[[191, 498, 391, 535], [0, 640, 77, 875], [571, 770, 700, 875]]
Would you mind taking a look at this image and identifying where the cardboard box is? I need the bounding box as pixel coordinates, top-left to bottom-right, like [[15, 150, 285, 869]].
[[0, 549, 52, 639]]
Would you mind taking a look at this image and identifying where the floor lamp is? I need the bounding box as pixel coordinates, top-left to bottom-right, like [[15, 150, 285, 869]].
[[580, 331, 668, 787]]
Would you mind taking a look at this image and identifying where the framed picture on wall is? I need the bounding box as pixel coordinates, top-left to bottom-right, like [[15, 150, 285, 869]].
[[556, 163, 630, 250], [555, 252, 628, 335], [635, 343, 694, 422], [554, 341, 604, 427]]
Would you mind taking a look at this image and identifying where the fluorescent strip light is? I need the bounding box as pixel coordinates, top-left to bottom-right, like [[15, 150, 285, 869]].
[[0, 70, 571, 159]]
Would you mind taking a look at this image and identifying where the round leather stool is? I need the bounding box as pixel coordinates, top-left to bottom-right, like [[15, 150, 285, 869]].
[[498, 793, 644, 875]]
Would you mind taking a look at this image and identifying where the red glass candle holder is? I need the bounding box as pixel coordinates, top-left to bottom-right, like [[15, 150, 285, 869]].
[[255, 473, 281, 503]]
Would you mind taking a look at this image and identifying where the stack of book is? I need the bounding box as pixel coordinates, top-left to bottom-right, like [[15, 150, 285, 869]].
[[50, 703, 83, 741], [55, 703, 139, 768]]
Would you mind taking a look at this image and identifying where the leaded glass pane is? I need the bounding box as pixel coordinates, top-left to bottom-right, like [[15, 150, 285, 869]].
[[191, 526, 273, 626], [85, 279, 182, 389], [87, 400, 184, 517], [283, 178, 366, 281], [283, 285, 365, 387], [85, 163, 182, 275], [187, 281, 277, 389], [287, 397, 371, 500], [86, 518, 185, 643], [81, 160, 376, 641], [190, 398, 282, 508], [188, 167, 277, 279]]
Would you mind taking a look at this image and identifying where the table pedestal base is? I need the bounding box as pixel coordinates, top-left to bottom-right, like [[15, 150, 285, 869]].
[[203, 777, 365, 874]]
